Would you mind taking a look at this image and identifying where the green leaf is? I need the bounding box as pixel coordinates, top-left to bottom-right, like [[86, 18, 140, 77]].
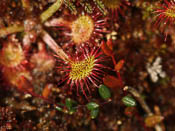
[[90, 108, 99, 119], [122, 96, 136, 107], [65, 98, 77, 114], [55, 106, 63, 112], [65, 98, 72, 110], [86, 102, 99, 110], [57, 102, 65, 106], [98, 84, 111, 99], [69, 107, 76, 115], [66, 98, 77, 108]]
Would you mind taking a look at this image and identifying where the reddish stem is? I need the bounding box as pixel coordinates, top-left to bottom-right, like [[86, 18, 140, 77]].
[[117, 71, 123, 87], [111, 54, 124, 87], [111, 55, 117, 65]]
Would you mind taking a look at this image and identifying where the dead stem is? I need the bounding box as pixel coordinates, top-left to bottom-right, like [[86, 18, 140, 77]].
[[124, 86, 163, 131], [40, 0, 64, 23], [0, 0, 63, 38], [21, 0, 31, 11], [41, 30, 70, 62], [0, 25, 24, 38]]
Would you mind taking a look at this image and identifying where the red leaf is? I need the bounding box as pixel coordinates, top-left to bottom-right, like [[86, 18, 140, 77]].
[[103, 75, 122, 88], [17, 76, 33, 92], [115, 60, 124, 72], [107, 39, 113, 50], [101, 41, 113, 57]]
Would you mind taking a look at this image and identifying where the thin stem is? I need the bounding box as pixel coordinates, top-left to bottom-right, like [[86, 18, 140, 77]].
[[117, 71, 123, 87], [111, 55, 117, 65]]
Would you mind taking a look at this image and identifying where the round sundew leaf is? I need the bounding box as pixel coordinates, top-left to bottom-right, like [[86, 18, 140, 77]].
[[122, 96, 136, 107], [86, 102, 99, 110], [90, 108, 99, 119], [98, 84, 111, 99]]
